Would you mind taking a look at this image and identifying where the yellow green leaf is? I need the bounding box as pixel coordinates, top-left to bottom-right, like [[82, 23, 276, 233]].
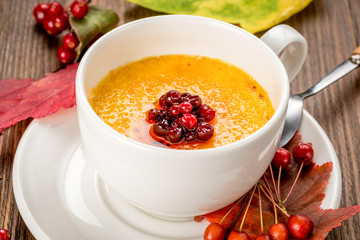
[[70, 6, 119, 60], [127, 0, 312, 33]]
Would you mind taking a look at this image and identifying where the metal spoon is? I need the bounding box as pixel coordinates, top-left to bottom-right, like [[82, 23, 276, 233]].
[[279, 46, 360, 147]]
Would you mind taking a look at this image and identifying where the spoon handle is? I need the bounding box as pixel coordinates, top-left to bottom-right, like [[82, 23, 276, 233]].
[[298, 46, 360, 99]]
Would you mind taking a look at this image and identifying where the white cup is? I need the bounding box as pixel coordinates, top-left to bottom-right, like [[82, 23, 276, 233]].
[[76, 15, 307, 220]]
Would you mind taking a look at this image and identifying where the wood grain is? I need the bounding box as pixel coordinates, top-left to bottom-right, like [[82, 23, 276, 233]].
[[0, 0, 359, 239], [353, 46, 360, 55]]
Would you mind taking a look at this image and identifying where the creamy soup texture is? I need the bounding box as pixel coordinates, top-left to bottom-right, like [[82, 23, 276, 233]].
[[88, 55, 274, 149]]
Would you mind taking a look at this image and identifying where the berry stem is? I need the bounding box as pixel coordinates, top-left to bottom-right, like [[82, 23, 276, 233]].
[[258, 184, 264, 234], [283, 162, 304, 203], [262, 178, 279, 224], [259, 183, 289, 217], [262, 175, 276, 201], [277, 165, 282, 201], [227, 192, 251, 233], [219, 196, 244, 225], [239, 185, 257, 231], [269, 165, 281, 202]]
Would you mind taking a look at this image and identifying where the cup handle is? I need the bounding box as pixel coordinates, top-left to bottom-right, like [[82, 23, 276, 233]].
[[260, 25, 308, 82]]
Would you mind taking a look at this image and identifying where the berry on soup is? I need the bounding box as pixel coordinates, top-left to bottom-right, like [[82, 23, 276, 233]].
[[159, 94, 166, 108], [181, 92, 192, 102], [200, 104, 215, 122], [165, 126, 183, 143], [146, 90, 215, 146], [170, 104, 181, 117], [165, 90, 182, 106], [179, 101, 193, 114], [180, 113, 198, 131], [188, 95, 202, 108], [153, 119, 170, 136], [196, 122, 214, 141], [184, 131, 197, 142], [146, 108, 159, 123]]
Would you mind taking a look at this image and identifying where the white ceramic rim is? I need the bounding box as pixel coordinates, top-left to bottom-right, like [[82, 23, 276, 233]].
[[76, 15, 290, 153]]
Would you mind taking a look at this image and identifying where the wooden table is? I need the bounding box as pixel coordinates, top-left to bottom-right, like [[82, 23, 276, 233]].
[[0, 0, 359, 239]]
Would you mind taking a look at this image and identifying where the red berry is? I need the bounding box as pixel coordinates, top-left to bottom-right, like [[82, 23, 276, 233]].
[[0, 229, 10, 240], [169, 104, 181, 117], [158, 94, 167, 108], [62, 32, 79, 50], [171, 118, 183, 128], [269, 223, 289, 240], [48, 2, 64, 17], [63, 11, 70, 19], [181, 92, 192, 102], [153, 119, 170, 136], [165, 126, 183, 143], [287, 214, 313, 239], [146, 108, 159, 123], [158, 109, 171, 121], [179, 101, 193, 114], [57, 45, 76, 64], [164, 90, 182, 106], [184, 131, 197, 142], [33, 3, 49, 24], [43, 16, 60, 35], [196, 122, 214, 141], [54, 15, 68, 33], [71, 0, 89, 19], [254, 234, 271, 240], [292, 143, 314, 166], [180, 113, 198, 131], [188, 95, 202, 108], [199, 104, 215, 122], [227, 230, 252, 240], [204, 223, 226, 240], [272, 148, 291, 169]]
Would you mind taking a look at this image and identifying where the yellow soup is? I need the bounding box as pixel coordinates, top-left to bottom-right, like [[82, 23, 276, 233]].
[[88, 55, 274, 150]]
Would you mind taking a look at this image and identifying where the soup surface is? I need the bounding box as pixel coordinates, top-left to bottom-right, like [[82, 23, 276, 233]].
[[88, 55, 274, 149]]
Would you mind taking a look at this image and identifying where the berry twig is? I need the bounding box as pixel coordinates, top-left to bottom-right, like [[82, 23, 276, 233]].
[[238, 185, 257, 231], [259, 182, 289, 217], [258, 184, 264, 234], [269, 165, 281, 202], [283, 162, 304, 203]]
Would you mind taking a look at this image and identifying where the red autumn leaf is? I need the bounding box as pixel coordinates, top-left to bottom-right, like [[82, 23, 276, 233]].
[[199, 134, 360, 239], [0, 63, 78, 133]]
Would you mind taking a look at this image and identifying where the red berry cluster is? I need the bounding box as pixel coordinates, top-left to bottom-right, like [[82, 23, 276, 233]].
[[32, 1, 89, 64], [0, 229, 10, 240], [268, 142, 314, 240], [146, 90, 215, 145], [203, 142, 315, 240]]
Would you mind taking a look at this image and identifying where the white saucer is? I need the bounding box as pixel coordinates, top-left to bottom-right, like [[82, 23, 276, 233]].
[[13, 107, 341, 240]]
